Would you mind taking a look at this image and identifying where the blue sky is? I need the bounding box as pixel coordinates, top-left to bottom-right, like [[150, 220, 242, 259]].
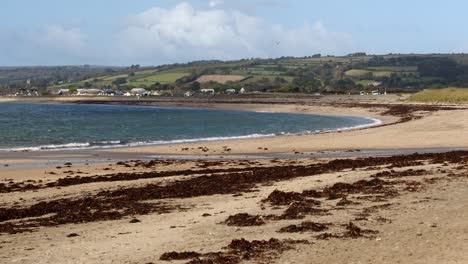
[[1, 0, 468, 66]]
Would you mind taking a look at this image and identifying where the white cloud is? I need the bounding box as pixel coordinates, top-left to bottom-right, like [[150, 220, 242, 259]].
[[118, 2, 354, 64], [0, 2, 354, 66], [34, 25, 87, 54], [209, 0, 224, 8]]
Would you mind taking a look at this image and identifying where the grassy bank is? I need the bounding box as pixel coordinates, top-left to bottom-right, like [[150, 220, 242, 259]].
[[408, 88, 468, 103]]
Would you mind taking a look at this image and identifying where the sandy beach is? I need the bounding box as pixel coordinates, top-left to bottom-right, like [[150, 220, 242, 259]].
[[110, 102, 467, 155], [0, 95, 467, 264], [2, 94, 467, 158]]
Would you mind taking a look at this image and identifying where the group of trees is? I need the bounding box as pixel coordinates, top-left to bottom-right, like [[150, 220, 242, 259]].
[[0, 66, 122, 89], [356, 55, 468, 88]]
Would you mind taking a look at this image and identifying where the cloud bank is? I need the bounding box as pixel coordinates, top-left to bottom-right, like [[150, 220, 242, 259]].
[[118, 2, 353, 64], [0, 2, 354, 66], [209, 0, 224, 8]]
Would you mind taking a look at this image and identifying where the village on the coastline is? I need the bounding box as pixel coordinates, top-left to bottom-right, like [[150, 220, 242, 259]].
[[53, 86, 247, 97]]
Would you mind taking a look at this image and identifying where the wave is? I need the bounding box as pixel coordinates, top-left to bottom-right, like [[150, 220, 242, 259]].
[[333, 117, 383, 132], [0, 134, 276, 152], [0, 118, 382, 152]]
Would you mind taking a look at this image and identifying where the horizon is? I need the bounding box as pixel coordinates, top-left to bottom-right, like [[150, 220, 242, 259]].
[[3, 0, 468, 66]]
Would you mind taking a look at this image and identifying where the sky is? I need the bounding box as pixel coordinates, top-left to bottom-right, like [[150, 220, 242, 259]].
[[1, 0, 468, 66]]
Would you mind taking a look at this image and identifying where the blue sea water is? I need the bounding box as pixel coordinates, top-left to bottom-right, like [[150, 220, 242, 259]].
[[0, 103, 379, 151]]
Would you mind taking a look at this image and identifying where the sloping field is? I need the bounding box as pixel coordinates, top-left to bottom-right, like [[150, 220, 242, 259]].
[[134, 69, 158, 76], [135, 72, 190, 84], [298, 56, 371, 63], [345, 69, 373, 77], [408, 88, 468, 103], [367, 66, 418, 72], [102, 74, 130, 81], [241, 75, 293, 83], [196, 75, 246, 84], [345, 69, 393, 78]]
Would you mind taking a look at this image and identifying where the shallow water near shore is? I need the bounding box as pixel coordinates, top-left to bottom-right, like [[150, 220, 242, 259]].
[[0, 102, 378, 151]]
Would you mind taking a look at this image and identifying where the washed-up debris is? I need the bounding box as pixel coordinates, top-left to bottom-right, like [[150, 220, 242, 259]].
[[160, 238, 309, 264], [225, 213, 265, 226], [278, 221, 330, 233], [160, 251, 202, 261]]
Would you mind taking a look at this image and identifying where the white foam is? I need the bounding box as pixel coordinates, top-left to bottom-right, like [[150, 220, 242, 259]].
[[2, 142, 92, 152], [332, 117, 383, 132], [0, 134, 276, 152]]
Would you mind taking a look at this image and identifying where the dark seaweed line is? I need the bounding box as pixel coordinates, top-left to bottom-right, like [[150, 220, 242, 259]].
[[4, 150, 466, 194], [0, 166, 257, 194], [0, 151, 466, 234]]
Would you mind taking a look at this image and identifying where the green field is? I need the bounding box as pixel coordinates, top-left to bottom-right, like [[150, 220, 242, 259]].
[[408, 88, 468, 103], [49, 70, 190, 89], [241, 75, 294, 83], [366, 66, 418, 72], [355, 80, 375, 86], [345, 69, 394, 78], [134, 69, 159, 75], [247, 67, 283, 75], [134, 72, 190, 84], [101, 74, 130, 81], [345, 69, 373, 77], [124, 81, 155, 87], [295, 56, 372, 65]]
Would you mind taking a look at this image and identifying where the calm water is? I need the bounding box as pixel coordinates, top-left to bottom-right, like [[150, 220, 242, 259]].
[[0, 103, 378, 151]]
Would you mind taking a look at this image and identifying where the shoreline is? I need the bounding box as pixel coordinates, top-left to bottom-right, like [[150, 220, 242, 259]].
[[0, 99, 389, 153], [0, 114, 384, 153], [1, 96, 466, 167], [106, 101, 466, 155]]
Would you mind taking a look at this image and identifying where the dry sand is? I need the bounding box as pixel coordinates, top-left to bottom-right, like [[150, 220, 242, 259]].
[[0, 152, 467, 264]]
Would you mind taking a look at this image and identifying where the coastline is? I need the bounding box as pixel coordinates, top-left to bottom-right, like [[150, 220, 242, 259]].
[[0, 98, 390, 153], [1, 95, 467, 165], [0, 113, 384, 153]]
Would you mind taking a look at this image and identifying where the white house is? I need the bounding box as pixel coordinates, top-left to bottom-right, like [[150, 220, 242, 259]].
[[200, 89, 215, 95], [239, 87, 246, 94], [226, 89, 236, 94], [77, 89, 102, 96], [130, 88, 148, 96], [57, 89, 70, 95]]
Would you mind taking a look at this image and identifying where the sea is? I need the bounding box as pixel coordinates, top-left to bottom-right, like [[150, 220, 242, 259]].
[[0, 102, 380, 151]]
